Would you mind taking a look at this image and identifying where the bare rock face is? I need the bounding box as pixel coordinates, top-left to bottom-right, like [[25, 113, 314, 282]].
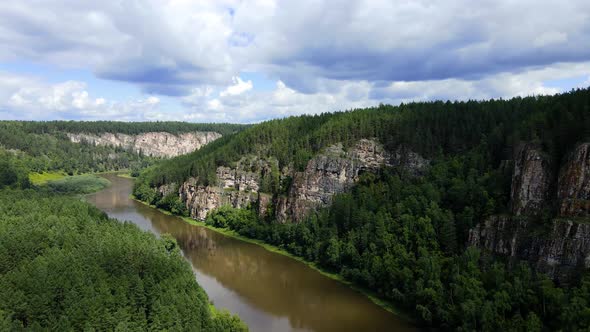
[[278, 139, 397, 222], [179, 157, 271, 220], [157, 183, 177, 197], [68, 131, 221, 158], [180, 180, 256, 220], [510, 143, 552, 215], [558, 143, 590, 216], [469, 216, 590, 283], [178, 139, 427, 222]]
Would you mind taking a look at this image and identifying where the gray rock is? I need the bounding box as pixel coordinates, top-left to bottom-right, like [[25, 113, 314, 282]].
[[68, 131, 221, 158]]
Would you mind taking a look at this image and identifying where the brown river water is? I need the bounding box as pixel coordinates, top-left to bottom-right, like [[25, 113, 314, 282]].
[[86, 174, 415, 332]]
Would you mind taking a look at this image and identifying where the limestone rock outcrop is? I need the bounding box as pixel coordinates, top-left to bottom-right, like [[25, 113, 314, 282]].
[[178, 139, 427, 222], [468, 141, 590, 282], [558, 143, 590, 217], [469, 216, 590, 282], [68, 131, 221, 158], [510, 143, 552, 215]]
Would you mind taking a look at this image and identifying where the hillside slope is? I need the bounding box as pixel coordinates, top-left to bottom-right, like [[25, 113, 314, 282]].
[[0, 121, 247, 175]]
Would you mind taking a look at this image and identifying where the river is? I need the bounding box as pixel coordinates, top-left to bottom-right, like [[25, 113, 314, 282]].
[[86, 174, 415, 332]]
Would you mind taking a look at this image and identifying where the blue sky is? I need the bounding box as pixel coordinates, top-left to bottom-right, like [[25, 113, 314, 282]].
[[0, 0, 589, 123]]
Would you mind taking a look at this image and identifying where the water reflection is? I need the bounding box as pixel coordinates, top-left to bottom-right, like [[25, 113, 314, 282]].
[[86, 174, 414, 332]]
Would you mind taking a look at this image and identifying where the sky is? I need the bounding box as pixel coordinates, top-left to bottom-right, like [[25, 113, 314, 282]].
[[0, 0, 589, 123]]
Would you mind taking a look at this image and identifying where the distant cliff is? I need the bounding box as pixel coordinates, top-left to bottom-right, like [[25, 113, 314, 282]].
[[68, 131, 221, 158]]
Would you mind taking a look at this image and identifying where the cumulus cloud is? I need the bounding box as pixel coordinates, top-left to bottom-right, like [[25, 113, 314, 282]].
[[2, 0, 590, 96], [180, 62, 590, 123], [0, 1, 589, 122], [0, 72, 162, 121], [220, 76, 253, 97], [231, 0, 590, 91], [0, 1, 236, 95]]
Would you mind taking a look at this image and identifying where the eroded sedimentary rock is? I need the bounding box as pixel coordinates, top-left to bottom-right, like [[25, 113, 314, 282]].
[[510, 143, 552, 216], [178, 139, 427, 222], [558, 143, 590, 217], [68, 131, 221, 158]]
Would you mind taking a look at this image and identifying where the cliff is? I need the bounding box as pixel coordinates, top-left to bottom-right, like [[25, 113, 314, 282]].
[[510, 143, 552, 216], [68, 131, 221, 158], [469, 216, 590, 282], [558, 143, 590, 216], [469, 142, 590, 282], [175, 139, 428, 222]]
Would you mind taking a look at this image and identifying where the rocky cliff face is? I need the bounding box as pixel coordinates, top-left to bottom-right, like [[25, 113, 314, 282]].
[[510, 143, 552, 216], [68, 131, 221, 158], [469, 216, 590, 282], [469, 142, 590, 282], [178, 158, 268, 220], [178, 139, 427, 222], [558, 143, 590, 216]]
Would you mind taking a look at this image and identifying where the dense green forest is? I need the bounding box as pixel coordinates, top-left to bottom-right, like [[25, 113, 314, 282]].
[[5, 120, 247, 136], [136, 88, 590, 330], [0, 121, 246, 175], [0, 189, 246, 331], [141, 88, 590, 189], [0, 121, 250, 330]]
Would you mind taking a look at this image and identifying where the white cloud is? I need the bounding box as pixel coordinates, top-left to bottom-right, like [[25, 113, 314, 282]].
[[219, 76, 253, 97], [0, 72, 162, 121], [1, 0, 589, 96], [180, 62, 590, 123], [0, 1, 589, 122]]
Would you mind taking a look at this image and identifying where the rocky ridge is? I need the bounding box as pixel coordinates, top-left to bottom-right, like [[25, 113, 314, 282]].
[[174, 139, 428, 222], [68, 131, 221, 158]]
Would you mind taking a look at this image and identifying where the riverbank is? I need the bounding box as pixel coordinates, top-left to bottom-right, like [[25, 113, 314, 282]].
[[131, 195, 415, 324]]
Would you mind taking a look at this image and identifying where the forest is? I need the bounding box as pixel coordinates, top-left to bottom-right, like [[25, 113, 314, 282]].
[[0, 189, 246, 331], [136, 88, 590, 330], [0, 121, 250, 331], [0, 121, 247, 175]]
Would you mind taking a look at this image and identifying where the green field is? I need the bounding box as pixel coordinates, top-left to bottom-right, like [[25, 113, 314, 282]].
[[28, 171, 67, 185], [46, 174, 111, 194]]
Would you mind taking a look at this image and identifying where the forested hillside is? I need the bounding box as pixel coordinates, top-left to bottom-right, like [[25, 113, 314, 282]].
[[0, 121, 247, 175], [136, 88, 590, 330], [141, 88, 589, 188], [7, 120, 247, 136]]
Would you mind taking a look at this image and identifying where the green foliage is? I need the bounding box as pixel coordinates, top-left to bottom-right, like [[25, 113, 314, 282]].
[[156, 193, 189, 217], [6, 120, 247, 136], [0, 120, 247, 176], [0, 151, 30, 189], [133, 181, 159, 205], [0, 189, 247, 331], [46, 174, 111, 194], [205, 206, 261, 238]]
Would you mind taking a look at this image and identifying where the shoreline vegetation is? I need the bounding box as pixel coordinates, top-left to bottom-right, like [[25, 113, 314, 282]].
[[130, 193, 415, 324]]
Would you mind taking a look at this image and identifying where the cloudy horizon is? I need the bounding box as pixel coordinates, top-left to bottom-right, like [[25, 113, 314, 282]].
[[0, 0, 589, 123]]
